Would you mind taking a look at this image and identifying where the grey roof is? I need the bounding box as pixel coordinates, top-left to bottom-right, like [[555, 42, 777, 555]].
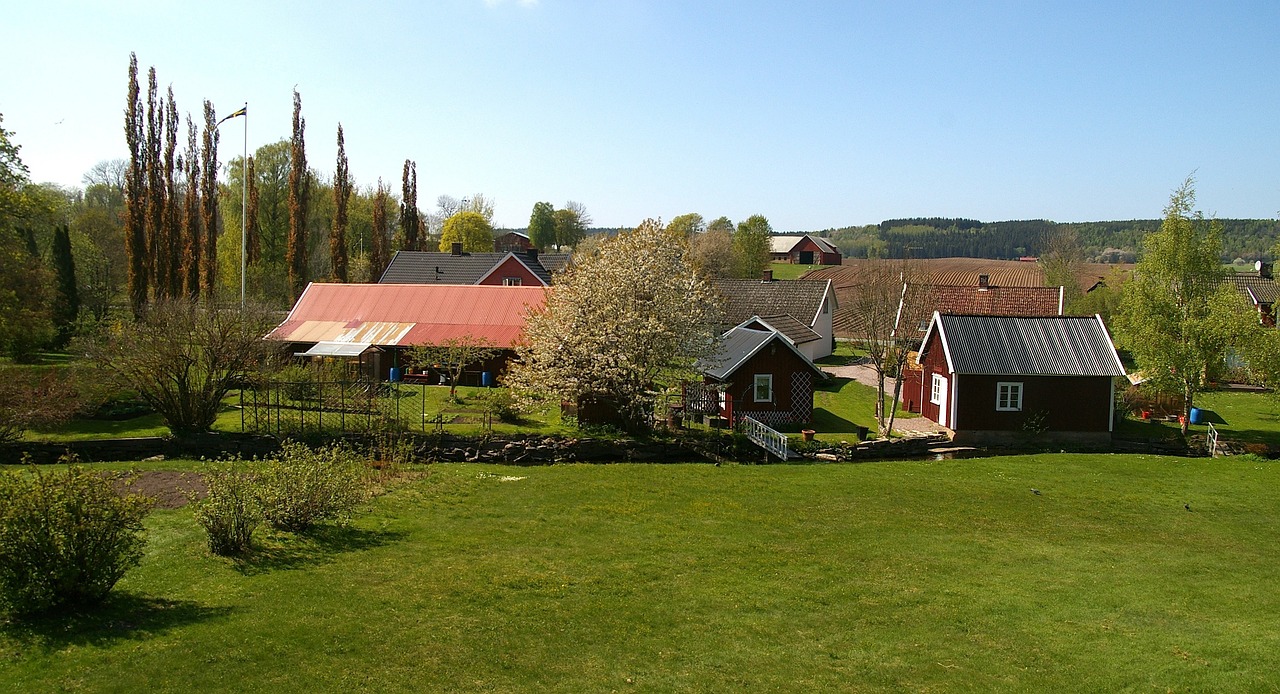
[[696, 326, 823, 381], [747, 315, 822, 344], [1226, 273, 1280, 305], [379, 251, 570, 285], [712, 278, 832, 329], [804, 235, 839, 254], [925, 314, 1125, 377]]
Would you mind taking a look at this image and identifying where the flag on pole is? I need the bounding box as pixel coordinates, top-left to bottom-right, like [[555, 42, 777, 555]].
[[217, 106, 247, 125]]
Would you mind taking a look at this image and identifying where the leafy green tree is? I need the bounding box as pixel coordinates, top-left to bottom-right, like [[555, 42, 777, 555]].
[[1113, 177, 1255, 434], [0, 115, 56, 361], [706, 216, 733, 235], [408, 334, 501, 400], [666, 213, 705, 237], [528, 201, 555, 250], [438, 211, 494, 253], [733, 214, 772, 278], [553, 208, 586, 249]]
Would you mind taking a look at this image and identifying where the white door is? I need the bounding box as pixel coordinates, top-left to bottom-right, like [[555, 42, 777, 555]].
[[934, 375, 949, 428]]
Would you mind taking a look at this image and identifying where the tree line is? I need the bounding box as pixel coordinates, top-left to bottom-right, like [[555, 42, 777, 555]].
[[816, 217, 1280, 263]]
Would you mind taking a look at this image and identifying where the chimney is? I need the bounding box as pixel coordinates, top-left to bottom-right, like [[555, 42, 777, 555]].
[[526, 248, 539, 262], [977, 274, 989, 290], [451, 242, 463, 256], [762, 269, 774, 282]]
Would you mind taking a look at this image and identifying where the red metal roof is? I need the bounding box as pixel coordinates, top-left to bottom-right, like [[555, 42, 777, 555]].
[[266, 283, 548, 347]]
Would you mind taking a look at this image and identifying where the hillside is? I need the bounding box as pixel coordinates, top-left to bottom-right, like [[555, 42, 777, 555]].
[[809, 218, 1278, 262]]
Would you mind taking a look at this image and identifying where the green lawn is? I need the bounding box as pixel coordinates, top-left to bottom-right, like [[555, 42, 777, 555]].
[[2, 455, 1277, 691], [768, 261, 817, 280], [1115, 389, 1280, 449]]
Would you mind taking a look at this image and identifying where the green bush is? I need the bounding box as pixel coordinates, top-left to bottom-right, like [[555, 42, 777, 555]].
[[0, 465, 151, 616], [191, 464, 261, 556], [257, 441, 370, 533]]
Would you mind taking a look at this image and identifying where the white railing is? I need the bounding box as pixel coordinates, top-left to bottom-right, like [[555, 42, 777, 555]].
[[740, 415, 790, 460], [1207, 421, 1219, 457]]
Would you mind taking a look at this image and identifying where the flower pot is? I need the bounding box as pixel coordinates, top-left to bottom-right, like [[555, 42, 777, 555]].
[[801, 429, 816, 442]]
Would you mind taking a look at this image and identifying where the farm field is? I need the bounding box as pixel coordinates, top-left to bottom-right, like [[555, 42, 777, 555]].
[[2, 454, 1277, 692]]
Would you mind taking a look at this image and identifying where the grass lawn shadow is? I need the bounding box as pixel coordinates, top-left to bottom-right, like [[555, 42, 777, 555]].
[[809, 408, 861, 434], [234, 525, 408, 576], [1, 592, 233, 652]]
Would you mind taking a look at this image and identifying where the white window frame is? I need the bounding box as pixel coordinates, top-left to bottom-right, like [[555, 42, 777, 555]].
[[930, 374, 945, 405], [753, 374, 773, 402], [502, 277, 522, 286], [996, 381, 1023, 411]]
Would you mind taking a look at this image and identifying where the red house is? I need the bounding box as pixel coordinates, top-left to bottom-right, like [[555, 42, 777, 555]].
[[769, 235, 842, 265], [916, 312, 1125, 446], [691, 319, 827, 427]]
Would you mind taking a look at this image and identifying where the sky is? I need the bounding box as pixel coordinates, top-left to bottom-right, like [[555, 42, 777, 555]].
[[3, 0, 1278, 231]]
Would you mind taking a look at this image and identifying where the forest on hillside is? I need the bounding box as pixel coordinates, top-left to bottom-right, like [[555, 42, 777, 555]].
[[810, 217, 1279, 262]]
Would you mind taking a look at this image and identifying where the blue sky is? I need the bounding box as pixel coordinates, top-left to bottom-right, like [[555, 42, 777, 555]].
[[4, 1, 1278, 230]]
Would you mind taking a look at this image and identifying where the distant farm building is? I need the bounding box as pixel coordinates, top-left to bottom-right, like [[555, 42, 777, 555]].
[[769, 235, 842, 265]]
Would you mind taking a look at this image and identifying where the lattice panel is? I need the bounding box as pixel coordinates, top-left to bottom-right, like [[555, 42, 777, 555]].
[[791, 372, 813, 422]]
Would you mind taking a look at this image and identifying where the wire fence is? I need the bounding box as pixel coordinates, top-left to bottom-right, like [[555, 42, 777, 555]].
[[238, 381, 493, 436]]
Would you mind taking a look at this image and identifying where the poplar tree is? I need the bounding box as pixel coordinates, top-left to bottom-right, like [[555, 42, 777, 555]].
[[161, 86, 180, 298], [370, 179, 390, 281], [123, 53, 148, 317], [144, 68, 165, 301], [50, 225, 79, 347], [199, 100, 219, 300], [182, 116, 202, 299], [246, 156, 260, 266], [400, 159, 418, 250], [331, 124, 350, 282], [527, 201, 555, 250], [286, 89, 309, 301]]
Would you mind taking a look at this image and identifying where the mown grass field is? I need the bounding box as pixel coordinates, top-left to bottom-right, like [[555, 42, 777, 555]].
[[3, 454, 1277, 692]]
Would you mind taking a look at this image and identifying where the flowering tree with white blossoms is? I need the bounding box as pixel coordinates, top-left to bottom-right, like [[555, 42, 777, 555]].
[[506, 219, 721, 431]]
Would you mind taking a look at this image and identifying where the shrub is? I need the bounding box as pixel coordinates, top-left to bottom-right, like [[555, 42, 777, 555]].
[[478, 388, 524, 424], [0, 465, 151, 616], [191, 464, 261, 556], [257, 441, 370, 533]]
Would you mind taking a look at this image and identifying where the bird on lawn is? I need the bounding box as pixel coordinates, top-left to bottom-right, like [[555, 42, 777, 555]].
[[1030, 488, 1041, 496], [1185, 503, 1192, 512]]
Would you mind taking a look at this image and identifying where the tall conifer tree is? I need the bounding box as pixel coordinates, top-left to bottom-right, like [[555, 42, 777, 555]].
[[400, 159, 418, 250], [50, 225, 79, 347], [144, 68, 165, 300], [370, 179, 390, 281], [286, 89, 309, 301], [331, 124, 350, 282]]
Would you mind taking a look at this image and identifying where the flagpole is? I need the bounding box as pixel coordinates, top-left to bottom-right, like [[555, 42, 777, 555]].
[[240, 102, 248, 308]]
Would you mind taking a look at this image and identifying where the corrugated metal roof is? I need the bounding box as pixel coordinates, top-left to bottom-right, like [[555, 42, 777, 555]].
[[928, 314, 1125, 377], [770, 235, 803, 253], [298, 342, 374, 357], [380, 251, 571, 285], [266, 283, 547, 347]]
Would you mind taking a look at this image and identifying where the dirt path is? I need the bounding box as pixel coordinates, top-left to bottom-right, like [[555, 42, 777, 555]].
[[823, 364, 948, 437]]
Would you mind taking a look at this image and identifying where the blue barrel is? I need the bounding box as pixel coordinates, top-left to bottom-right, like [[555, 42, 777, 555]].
[[481, 371, 493, 387], [389, 367, 402, 382], [1189, 407, 1204, 425]]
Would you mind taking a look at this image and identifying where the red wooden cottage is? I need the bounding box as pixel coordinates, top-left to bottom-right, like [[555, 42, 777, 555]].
[[690, 319, 827, 427], [917, 312, 1125, 446]]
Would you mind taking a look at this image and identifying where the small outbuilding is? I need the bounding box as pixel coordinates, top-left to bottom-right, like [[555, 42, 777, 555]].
[[916, 312, 1126, 446], [692, 319, 827, 427]]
